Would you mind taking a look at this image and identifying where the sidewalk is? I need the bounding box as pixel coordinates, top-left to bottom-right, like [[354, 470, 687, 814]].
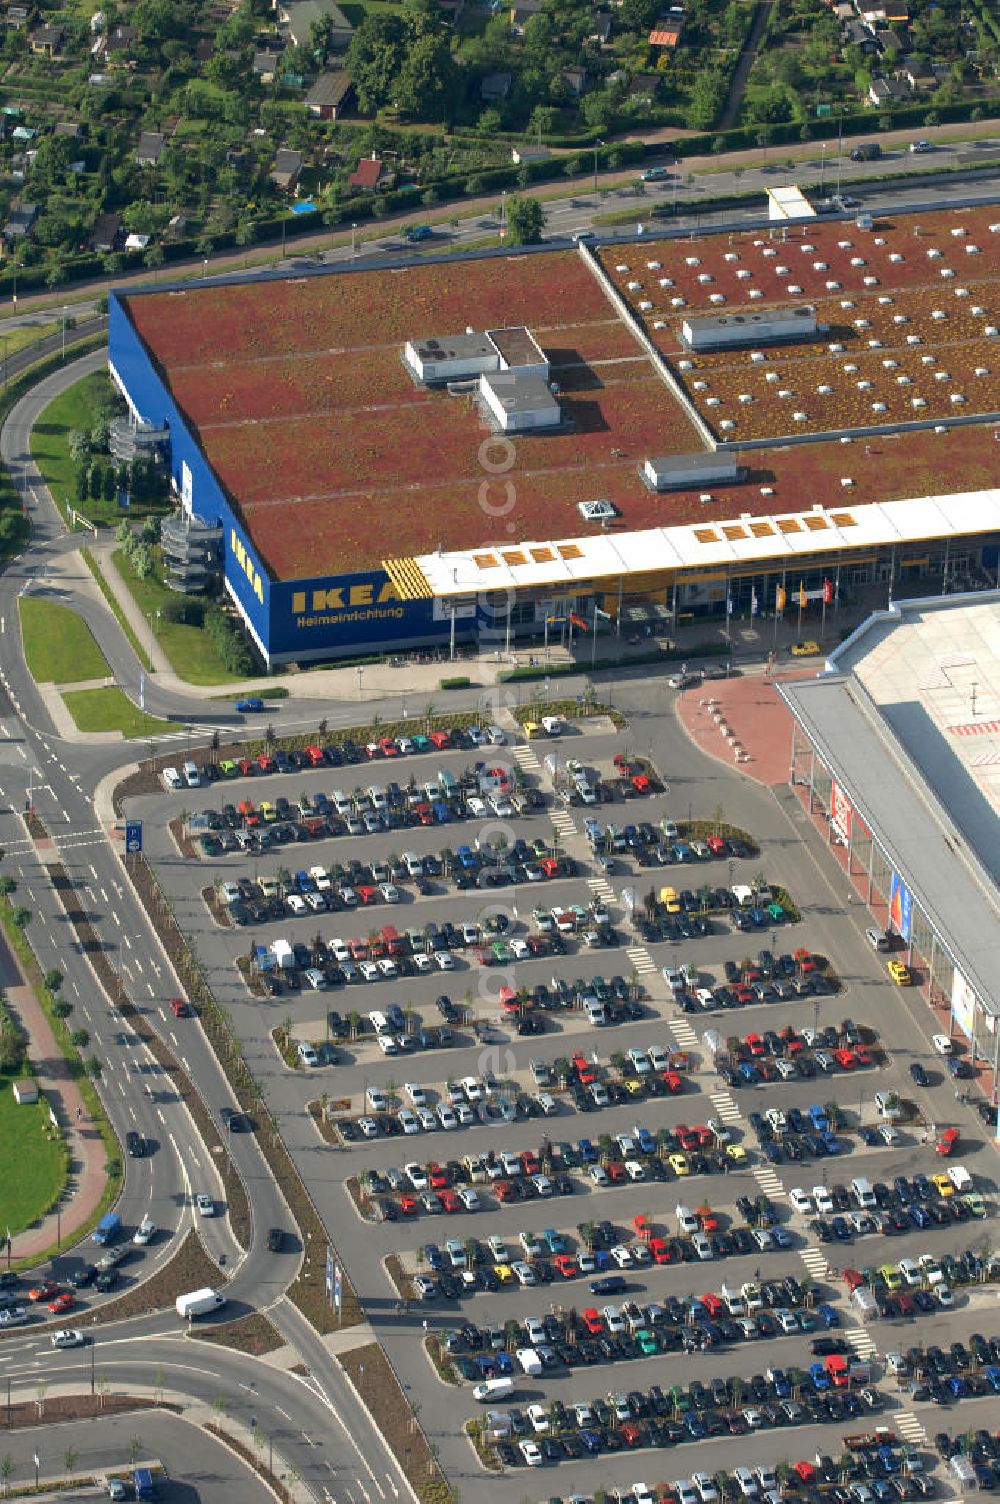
[[0, 929, 107, 1262], [675, 665, 816, 787]]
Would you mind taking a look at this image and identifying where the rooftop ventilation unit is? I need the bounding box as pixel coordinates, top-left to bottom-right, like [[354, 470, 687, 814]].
[[578, 500, 617, 521]]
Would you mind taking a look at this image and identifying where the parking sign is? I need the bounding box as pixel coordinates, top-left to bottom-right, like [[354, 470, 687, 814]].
[[125, 820, 143, 853]]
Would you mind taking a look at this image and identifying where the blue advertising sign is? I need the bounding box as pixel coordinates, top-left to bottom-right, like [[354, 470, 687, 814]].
[[125, 820, 143, 854], [889, 870, 912, 941]]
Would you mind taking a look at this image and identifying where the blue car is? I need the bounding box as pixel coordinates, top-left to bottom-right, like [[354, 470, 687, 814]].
[[236, 696, 264, 713], [684, 1412, 705, 1439], [772, 1226, 793, 1248], [822, 1133, 842, 1155], [808, 1362, 830, 1392], [817, 1303, 840, 1328], [982, 1365, 1000, 1393], [908, 1203, 931, 1229], [739, 1062, 760, 1084], [423, 1243, 443, 1271], [635, 1125, 655, 1154], [577, 1138, 597, 1164], [543, 1228, 568, 1254], [578, 1429, 602, 1454]]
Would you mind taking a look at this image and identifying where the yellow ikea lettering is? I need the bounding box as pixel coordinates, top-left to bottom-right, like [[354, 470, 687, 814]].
[[230, 529, 263, 604], [291, 580, 401, 617]]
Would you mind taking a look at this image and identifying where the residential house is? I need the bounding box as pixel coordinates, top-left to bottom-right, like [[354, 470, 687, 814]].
[[868, 74, 907, 105], [510, 0, 543, 34], [105, 22, 137, 51], [270, 147, 302, 191], [273, 0, 353, 51], [561, 66, 587, 96], [480, 70, 512, 102], [29, 22, 62, 54], [590, 12, 613, 46], [194, 37, 215, 63], [901, 55, 934, 89], [628, 71, 662, 105], [347, 154, 387, 190], [4, 5, 28, 27], [253, 50, 282, 82], [304, 68, 353, 118], [90, 211, 123, 252], [844, 19, 879, 54], [136, 130, 165, 167], [648, 19, 682, 48], [54, 120, 84, 139], [2, 201, 36, 241]]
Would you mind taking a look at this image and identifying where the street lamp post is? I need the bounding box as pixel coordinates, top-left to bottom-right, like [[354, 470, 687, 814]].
[[351, 222, 358, 257], [356, 665, 364, 701], [593, 139, 604, 195]]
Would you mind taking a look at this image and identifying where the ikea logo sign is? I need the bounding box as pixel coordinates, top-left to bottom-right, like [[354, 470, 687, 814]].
[[292, 582, 401, 613], [230, 530, 264, 604]]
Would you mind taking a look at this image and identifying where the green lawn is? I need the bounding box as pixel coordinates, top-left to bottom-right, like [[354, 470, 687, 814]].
[[62, 686, 174, 738], [113, 547, 240, 686], [29, 370, 109, 522], [0, 1077, 69, 1239], [18, 596, 110, 683], [2, 321, 59, 357]]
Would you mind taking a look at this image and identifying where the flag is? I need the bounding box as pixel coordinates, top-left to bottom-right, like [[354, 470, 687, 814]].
[[726, 595, 733, 617], [775, 585, 786, 613], [325, 1245, 333, 1296], [594, 606, 611, 621], [750, 589, 759, 617], [798, 582, 807, 609], [570, 612, 588, 631], [822, 578, 833, 605]]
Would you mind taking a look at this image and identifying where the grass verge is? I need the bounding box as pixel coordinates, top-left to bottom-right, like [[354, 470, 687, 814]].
[[80, 546, 153, 672], [0, 1071, 69, 1239], [340, 1343, 456, 1502], [112, 548, 238, 686], [0, 891, 119, 1269], [18, 596, 109, 683], [29, 370, 108, 519], [62, 686, 174, 738]]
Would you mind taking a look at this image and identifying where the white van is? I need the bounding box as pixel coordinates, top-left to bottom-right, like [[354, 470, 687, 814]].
[[851, 1176, 876, 1209], [865, 926, 890, 951], [473, 1377, 514, 1402], [515, 1348, 543, 1376], [582, 997, 606, 1025]]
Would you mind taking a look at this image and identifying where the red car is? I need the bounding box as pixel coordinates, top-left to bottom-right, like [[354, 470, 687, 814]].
[[169, 997, 190, 1018], [674, 1124, 700, 1151], [746, 1033, 765, 1056], [416, 804, 434, 826], [631, 774, 651, 794], [356, 885, 377, 906], [794, 1462, 816, 1484], [237, 758, 256, 776], [701, 1292, 724, 1316], [538, 859, 559, 878], [440, 1190, 460, 1214], [833, 1048, 856, 1070], [494, 1180, 516, 1203], [553, 1253, 578, 1278], [620, 1421, 644, 1447], [794, 946, 816, 973], [581, 1307, 605, 1334], [398, 1194, 418, 1216], [693, 1126, 715, 1147], [781, 1027, 804, 1054], [734, 985, 753, 1005], [649, 1237, 673, 1264], [662, 1071, 682, 1094], [427, 1163, 448, 1189], [706, 835, 727, 856], [572, 1054, 596, 1086], [429, 731, 450, 750], [520, 1150, 540, 1175], [48, 1293, 74, 1314], [28, 1282, 59, 1303], [304, 745, 325, 766], [256, 755, 275, 775], [854, 1043, 871, 1066], [379, 737, 399, 757], [605, 1160, 626, 1183], [613, 753, 637, 775]]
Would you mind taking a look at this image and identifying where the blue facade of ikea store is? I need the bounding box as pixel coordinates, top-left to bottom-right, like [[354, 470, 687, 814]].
[[108, 292, 449, 665]]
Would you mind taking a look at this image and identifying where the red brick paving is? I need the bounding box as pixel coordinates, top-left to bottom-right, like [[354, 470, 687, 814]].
[[675, 667, 815, 786]]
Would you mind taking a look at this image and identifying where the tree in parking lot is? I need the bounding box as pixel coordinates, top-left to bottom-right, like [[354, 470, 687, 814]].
[[597, 1132, 614, 1164], [825, 1101, 841, 1130], [609, 1049, 627, 1077], [504, 1318, 519, 1352], [348, 1011, 361, 1040]]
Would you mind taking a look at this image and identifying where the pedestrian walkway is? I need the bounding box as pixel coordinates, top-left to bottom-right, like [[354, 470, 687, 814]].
[[675, 668, 815, 787], [708, 1090, 742, 1126], [894, 1411, 928, 1446], [0, 930, 107, 1261], [626, 944, 657, 976], [799, 1245, 830, 1281], [669, 1017, 698, 1050], [751, 1163, 784, 1198], [845, 1325, 878, 1360]]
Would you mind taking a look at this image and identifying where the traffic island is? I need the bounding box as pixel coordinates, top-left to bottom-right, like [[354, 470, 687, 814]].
[[340, 1342, 455, 1502], [192, 1311, 285, 1357]]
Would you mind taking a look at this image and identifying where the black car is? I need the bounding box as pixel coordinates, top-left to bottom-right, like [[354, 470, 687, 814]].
[[267, 1228, 285, 1252], [126, 1131, 146, 1158], [68, 1264, 97, 1288], [95, 1268, 120, 1292]]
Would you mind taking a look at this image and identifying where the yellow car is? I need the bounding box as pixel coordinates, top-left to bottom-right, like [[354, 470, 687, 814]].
[[668, 1153, 690, 1177], [879, 1263, 902, 1292], [493, 1263, 516, 1285], [257, 875, 279, 897], [931, 1173, 954, 1199], [660, 886, 681, 914], [725, 1143, 748, 1163], [791, 640, 821, 657], [259, 800, 277, 823], [522, 721, 542, 739], [622, 1078, 645, 1097], [887, 959, 911, 986]]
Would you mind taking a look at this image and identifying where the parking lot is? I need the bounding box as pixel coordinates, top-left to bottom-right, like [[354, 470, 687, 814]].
[[126, 682, 999, 1504]]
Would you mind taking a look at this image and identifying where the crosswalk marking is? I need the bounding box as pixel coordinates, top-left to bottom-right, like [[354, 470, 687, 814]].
[[626, 945, 657, 975], [751, 1164, 784, 1196], [845, 1326, 877, 1359], [708, 1091, 742, 1125], [799, 1245, 830, 1280], [550, 809, 576, 838], [586, 876, 615, 903], [670, 1018, 699, 1048], [894, 1411, 927, 1445], [513, 745, 541, 771]]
